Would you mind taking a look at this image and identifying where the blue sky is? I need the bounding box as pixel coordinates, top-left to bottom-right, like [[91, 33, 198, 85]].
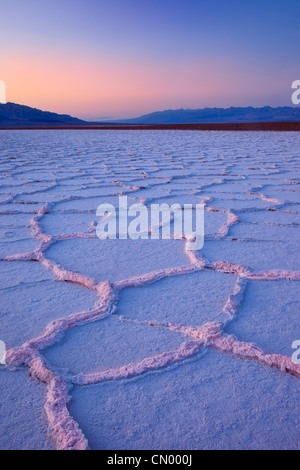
[[1, 0, 299, 118]]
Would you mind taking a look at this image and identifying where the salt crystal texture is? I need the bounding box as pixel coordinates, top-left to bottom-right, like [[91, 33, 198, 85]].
[[0, 130, 299, 450]]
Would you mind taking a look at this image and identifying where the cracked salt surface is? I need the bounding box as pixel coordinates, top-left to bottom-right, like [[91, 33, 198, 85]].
[[0, 130, 299, 450]]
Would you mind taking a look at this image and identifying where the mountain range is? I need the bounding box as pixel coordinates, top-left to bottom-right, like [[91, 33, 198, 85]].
[[0, 102, 83, 126], [1, 102, 300, 126], [124, 106, 300, 124]]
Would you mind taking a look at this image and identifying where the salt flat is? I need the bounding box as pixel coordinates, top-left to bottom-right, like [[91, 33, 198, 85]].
[[0, 130, 299, 450]]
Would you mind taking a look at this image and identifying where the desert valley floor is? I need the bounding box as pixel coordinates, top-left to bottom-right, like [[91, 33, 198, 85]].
[[0, 130, 299, 450]]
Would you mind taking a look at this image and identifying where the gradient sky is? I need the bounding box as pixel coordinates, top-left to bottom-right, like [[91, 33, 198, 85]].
[[1, 0, 299, 120]]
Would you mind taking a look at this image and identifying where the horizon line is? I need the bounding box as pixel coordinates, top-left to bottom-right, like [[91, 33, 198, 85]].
[[1, 101, 300, 123]]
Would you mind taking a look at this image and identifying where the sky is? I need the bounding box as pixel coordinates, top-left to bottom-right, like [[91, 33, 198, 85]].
[[0, 0, 299, 120]]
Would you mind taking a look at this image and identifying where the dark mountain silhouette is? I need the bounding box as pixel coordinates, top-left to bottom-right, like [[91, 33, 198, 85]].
[[122, 106, 300, 124], [0, 102, 84, 126], [1, 103, 300, 127]]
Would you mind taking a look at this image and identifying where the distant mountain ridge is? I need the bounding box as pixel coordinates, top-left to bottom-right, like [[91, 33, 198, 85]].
[[0, 102, 83, 126], [1, 103, 300, 127], [122, 106, 300, 124]]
